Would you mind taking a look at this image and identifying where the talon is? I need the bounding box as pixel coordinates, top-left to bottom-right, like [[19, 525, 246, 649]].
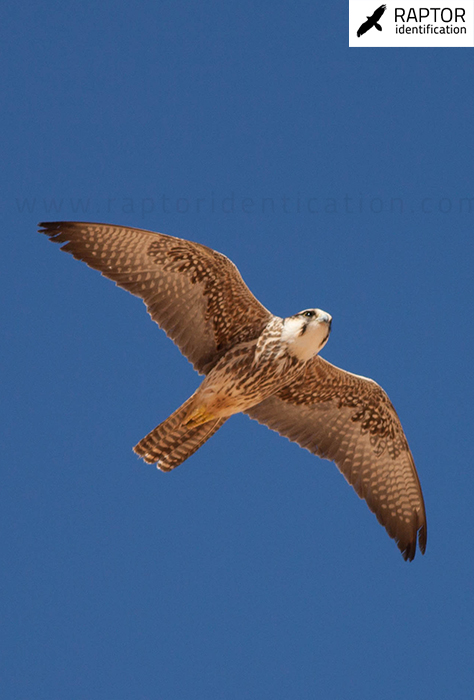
[[184, 406, 215, 427]]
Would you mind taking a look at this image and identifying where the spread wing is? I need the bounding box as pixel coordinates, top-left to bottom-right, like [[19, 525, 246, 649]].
[[246, 356, 427, 561], [39, 222, 272, 374], [372, 4, 387, 22], [357, 19, 373, 37]]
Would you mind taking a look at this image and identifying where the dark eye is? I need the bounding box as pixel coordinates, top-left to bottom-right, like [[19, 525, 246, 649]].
[[303, 311, 314, 318]]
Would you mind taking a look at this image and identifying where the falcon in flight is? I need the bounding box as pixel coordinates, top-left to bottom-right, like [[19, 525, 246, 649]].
[[357, 4, 386, 37], [39, 222, 427, 561]]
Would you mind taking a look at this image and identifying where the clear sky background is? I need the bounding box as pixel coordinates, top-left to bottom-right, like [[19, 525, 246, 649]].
[[2, 2, 474, 698]]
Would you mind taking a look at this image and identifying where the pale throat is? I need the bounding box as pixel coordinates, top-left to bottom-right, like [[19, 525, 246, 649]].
[[281, 317, 328, 362]]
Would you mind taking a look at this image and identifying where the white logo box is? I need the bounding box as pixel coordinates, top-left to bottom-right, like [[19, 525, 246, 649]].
[[349, 0, 474, 47]]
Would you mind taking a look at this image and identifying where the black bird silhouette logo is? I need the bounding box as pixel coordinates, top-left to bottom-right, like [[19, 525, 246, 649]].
[[357, 4, 387, 37]]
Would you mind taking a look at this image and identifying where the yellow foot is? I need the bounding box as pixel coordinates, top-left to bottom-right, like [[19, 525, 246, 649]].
[[184, 406, 215, 427]]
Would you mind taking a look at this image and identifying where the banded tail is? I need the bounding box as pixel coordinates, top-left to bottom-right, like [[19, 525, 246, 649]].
[[134, 396, 228, 471]]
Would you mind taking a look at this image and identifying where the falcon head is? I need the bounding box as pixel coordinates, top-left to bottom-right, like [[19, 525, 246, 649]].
[[282, 308, 332, 361]]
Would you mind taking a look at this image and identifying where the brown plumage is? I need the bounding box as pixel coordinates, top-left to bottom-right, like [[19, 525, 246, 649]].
[[39, 221, 427, 560]]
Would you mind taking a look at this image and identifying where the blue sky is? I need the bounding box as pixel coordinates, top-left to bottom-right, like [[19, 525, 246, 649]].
[[2, 2, 474, 698]]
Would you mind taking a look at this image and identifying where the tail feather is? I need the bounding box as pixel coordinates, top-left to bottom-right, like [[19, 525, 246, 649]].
[[134, 397, 227, 471]]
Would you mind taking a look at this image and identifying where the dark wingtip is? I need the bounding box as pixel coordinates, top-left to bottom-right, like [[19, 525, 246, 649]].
[[399, 520, 427, 562], [38, 221, 64, 238], [418, 523, 427, 556], [401, 541, 415, 562]]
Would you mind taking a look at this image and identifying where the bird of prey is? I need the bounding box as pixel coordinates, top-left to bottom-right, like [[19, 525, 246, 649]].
[[39, 221, 426, 561], [357, 4, 386, 37]]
